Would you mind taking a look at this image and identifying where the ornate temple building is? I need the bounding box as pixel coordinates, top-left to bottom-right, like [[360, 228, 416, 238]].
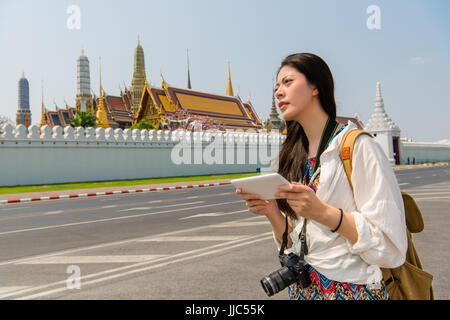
[[132, 48, 263, 131], [16, 73, 32, 126], [38, 41, 263, 131], [134, 75, 262, 131]]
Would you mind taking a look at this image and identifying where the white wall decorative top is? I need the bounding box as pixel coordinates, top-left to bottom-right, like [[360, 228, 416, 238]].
[[0, 124, 285, 145]]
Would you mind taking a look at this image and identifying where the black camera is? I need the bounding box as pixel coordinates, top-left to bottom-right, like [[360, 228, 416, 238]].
[[260, 253, 311, 296]]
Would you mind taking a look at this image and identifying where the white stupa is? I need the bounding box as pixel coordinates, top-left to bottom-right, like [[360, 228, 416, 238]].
[[364, 82, 400, 164], [365, 82, 400, 134]]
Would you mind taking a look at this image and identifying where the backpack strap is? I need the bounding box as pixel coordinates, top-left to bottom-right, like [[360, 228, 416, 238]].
[[339, 129, 373, 192], [339, 129, 425, 234]]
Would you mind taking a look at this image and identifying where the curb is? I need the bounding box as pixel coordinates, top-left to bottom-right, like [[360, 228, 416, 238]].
[[393, 163, 449, 170], [0, 182, 232, 205], [1, 163, 448, 205]]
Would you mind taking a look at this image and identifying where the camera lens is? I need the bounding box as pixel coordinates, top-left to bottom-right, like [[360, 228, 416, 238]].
[[260, 267, 297, 296]]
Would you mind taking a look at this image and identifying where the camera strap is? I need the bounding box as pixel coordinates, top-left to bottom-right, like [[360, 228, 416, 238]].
[[279, 117, 339, 259]]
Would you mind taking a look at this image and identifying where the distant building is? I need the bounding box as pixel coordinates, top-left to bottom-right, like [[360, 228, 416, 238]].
[[364, 81, 449, 164], [264, 86, 285, 132], [16, 73, 32, 126], [365, 81, 401, 164]]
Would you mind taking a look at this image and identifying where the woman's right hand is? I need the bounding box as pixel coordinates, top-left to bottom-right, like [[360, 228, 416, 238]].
[[235, 188, 279, 216]]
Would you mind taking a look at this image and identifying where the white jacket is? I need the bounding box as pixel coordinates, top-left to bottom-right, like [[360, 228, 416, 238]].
[[276, 121, 407, 285]]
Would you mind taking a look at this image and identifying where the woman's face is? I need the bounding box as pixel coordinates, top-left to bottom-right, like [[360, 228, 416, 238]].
[[275, 65, 318, 121]]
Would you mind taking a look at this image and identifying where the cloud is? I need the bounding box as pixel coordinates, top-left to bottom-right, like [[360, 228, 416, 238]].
[[409, 57, 425, 65]]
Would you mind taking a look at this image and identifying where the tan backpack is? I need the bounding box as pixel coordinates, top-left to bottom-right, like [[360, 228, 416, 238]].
[[339, 129, 434, 300]]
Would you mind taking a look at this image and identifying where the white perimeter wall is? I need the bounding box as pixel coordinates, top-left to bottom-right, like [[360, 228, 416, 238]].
[[0, 124, 283, 187], [400, 141, 450, 164], [2, 124, 448, 186]]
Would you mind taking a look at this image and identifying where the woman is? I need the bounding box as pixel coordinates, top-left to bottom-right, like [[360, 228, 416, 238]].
[[236, 53, 407, 300]]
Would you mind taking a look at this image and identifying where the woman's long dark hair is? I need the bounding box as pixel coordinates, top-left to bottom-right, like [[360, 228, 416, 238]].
[[276, 53, 337, 220]]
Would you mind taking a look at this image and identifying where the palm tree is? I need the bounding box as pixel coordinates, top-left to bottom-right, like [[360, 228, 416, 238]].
[[69, 110, 97, 128], [131, 119, 155, 130]]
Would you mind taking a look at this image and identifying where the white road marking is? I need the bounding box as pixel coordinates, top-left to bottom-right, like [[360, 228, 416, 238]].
[[139, 236, 247, 242], [0, 287, 29, 295], [0, 216, 265, 268], [215, 221, 270, 227], [99, 197, 122, 202], [146, 200, 163, 204], [118, 207, 155, 212], [118, 201, 203, 212], [0, 206, 31, 211], [0, 200, 244, 236], [42, 210, 64, 216], [179, 209, 248, 220], [178, 212, 223, 219], [213, 192, 234, 196], [101, 205, 118, 209], [17, 255, 167, 264], [415, 196, 450, 201], [5, 232, 272, 300], [406, 191, 450, 196]]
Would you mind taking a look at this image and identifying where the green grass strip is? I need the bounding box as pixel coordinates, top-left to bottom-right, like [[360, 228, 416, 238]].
[[0, 172, 261, 195]]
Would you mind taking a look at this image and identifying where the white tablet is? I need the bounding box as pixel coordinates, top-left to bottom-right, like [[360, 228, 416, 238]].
[[231, 173, 290, 200]]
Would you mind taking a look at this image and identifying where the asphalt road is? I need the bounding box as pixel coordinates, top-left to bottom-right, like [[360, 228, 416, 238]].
[[0, 166, 448, 300]]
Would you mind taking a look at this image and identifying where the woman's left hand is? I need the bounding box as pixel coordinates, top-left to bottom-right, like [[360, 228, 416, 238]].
[[275, 182, 328, 221]]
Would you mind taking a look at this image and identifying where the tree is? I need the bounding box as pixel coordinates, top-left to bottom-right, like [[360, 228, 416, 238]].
[[69, 110, 97, 128], [131, 119, 155, 130]]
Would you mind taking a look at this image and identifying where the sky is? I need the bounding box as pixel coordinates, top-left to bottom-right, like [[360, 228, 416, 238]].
[[1, 0, 449, 142]]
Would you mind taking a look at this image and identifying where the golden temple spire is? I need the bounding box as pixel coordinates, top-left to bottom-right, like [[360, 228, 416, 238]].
[[130, 39, 146, 113], [39, 81, 47, 128], [226, 60, 233, 96], [96, 57, 110, 129]]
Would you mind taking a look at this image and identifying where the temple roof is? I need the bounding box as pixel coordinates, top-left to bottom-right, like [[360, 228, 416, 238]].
[[45, 107, 76, 127], [169, 87, 250, 118], [106, 96, 130, 112], [135, 79, 262, 130], [336, 115, 364, 129], [101, 94, 134, 126]]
